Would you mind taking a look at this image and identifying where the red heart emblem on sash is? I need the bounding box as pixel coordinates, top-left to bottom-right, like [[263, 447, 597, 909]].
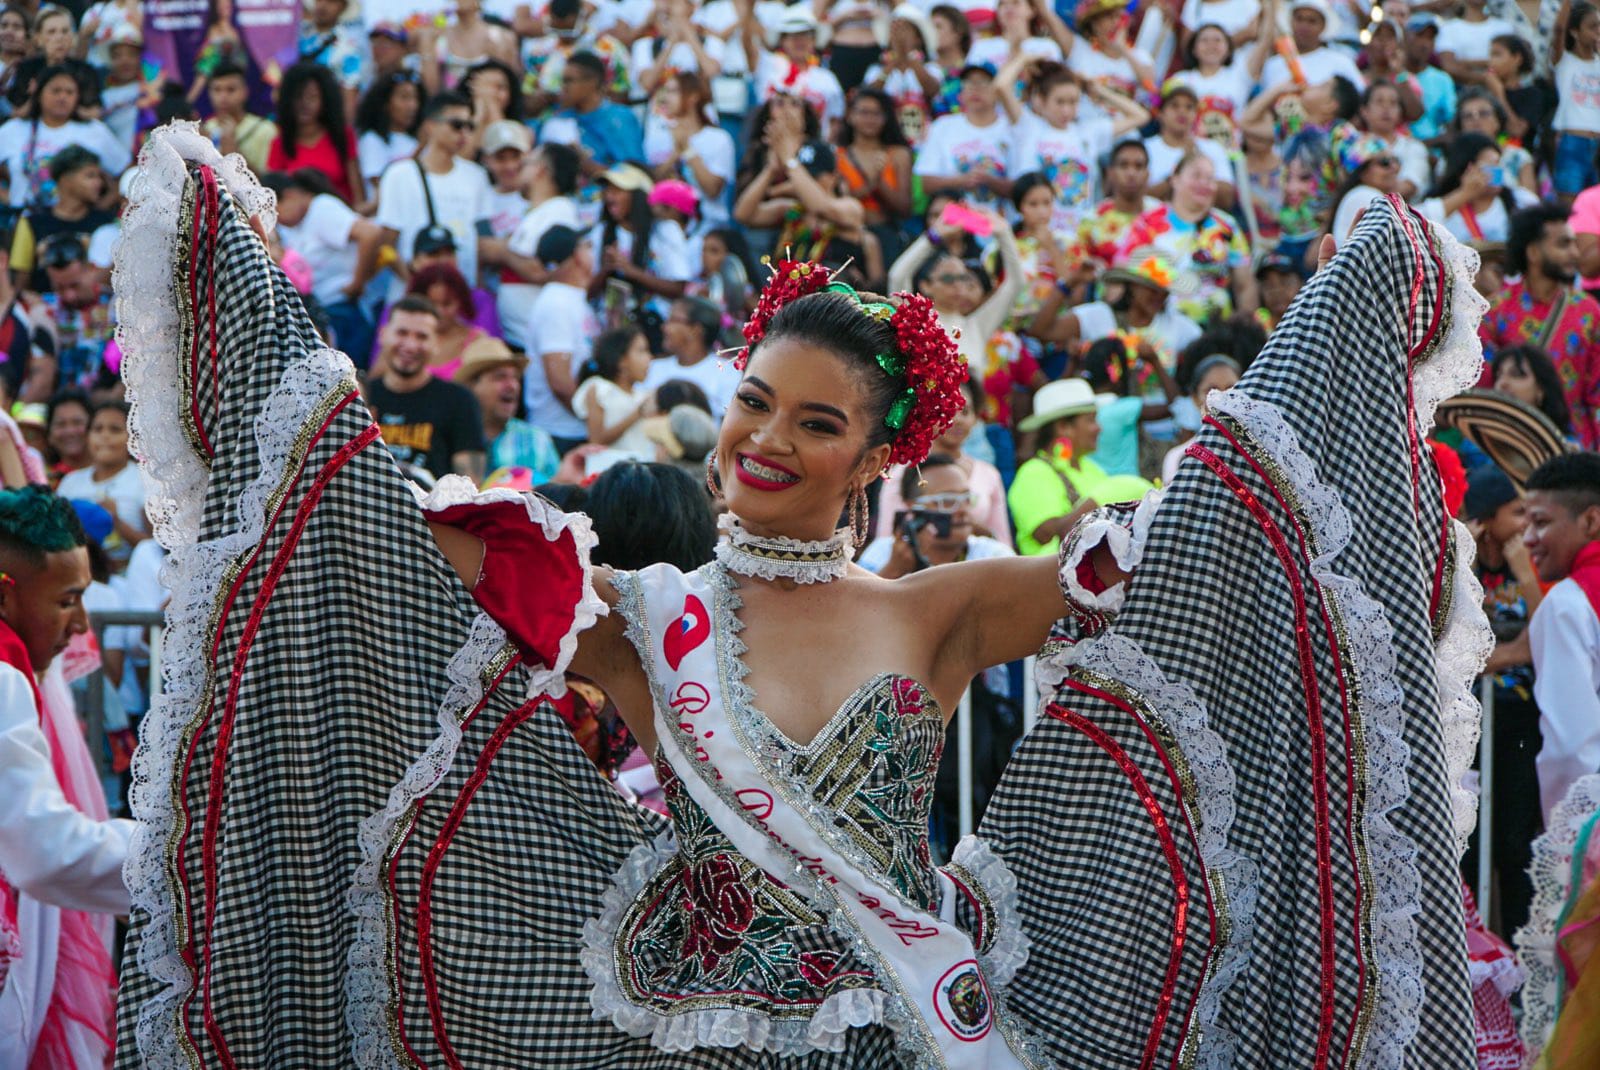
[[664, 594, 711, 671]]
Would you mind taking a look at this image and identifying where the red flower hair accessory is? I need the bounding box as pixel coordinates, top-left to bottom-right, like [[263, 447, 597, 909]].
[[736, 259, 969, 468]]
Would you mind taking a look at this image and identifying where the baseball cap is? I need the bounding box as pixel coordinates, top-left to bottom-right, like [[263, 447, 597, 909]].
[[536, 224, 584, 267], [413, 224, 456, 256], [369, 21, 408, 42], [957, 60, 998, 80], [482, 119, 532, 156], [1255, 251, 1299, 277], [1405, 12, 1440, 32], [68, 499, 114, 546], [774, 8, 818, 35], [599, 161, 654, 193]]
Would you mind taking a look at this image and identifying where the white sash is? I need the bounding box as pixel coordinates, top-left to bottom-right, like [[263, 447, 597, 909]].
[[641, 566, 1029, 1069]]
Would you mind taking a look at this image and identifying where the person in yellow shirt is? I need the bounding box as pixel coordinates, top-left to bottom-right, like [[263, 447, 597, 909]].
[[1007, 377, 1153, 554]]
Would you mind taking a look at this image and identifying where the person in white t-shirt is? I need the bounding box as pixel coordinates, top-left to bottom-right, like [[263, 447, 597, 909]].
[[1179, 0, 1260, 42], [375, 91, 492, 298], [1257, 0, 1364, 95], [53, 401, 145, 568], [914, 61, 1013, 205], [354, 70, 421, 199], [524, 224, 600, 452], [493, 142, 583, 350], [1553, 0, 1600, 201], [479, 119, 532, 244], [1063, 0, 1158, 111], [965, 0, 1072, 68], [737, 1, 847, 133], [997, 55, 1148, 230], [642, 296, 740, 420], [0, 72, 129, 210], [643, 71, 737, 230], [631, 0, 725, 98], [1171, 22, 1265, 149], [269, 171, 386, 369], [1143, 81, 1235, 201], [1436, 0, 1516, 80]]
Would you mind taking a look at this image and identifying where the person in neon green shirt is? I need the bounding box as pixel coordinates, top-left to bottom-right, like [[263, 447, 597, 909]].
[[1008, 378, 1154, 554]]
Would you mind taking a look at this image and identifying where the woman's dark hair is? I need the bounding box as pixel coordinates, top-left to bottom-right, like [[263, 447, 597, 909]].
[[1083, 337, 1133, 396], [262, 166, 338, 198], [355, 71, 422, 138], [1361, 78, 1403, 113], [405, 262, 474, 318], [738, 96, 822, 184], [1010, 171, 1054, 213], [536, 142, 581, 195], [463, 58, 524, 122], [929, 4, 972, 53], [901, 450, 959, 501], [1567, 1, 1598, 53], [277, 61, 353, 164], [155, 80, 196, 125], [1026, 60, 1077, 100], [580, 324, 641, 384], [90, 399, 131, 422], [1456, 85, 1508, 136], [1431, 131, 1516, 216], [28, 63, 80, 120], [536, 481, 589, 512], [839, 86, 908, 148], [912, 248, 991, 296], [756, 290, 908, 450], [1174, 321, 1265, 394], [1182, 21, 1234, 69], [1328, 75, 1361, 121], [601, 174, 655, 269], [586, 461, 717, 571], [47, 386, 89, 427], [1492, 32, 1534, 74], [704, 225, 757, 283], [653, 377, 712, 414], [1492, 344, 1573, 433]]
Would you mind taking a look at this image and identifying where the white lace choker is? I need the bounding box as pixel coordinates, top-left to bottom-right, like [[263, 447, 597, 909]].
[[715, 517, 852, 584]]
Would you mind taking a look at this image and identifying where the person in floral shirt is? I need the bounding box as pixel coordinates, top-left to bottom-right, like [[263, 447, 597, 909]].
[[1480, 203, 1600, 448], [1077, 139, 1159, 270], [1117, 150, 1254, 323], [299, 0, 369, 113]]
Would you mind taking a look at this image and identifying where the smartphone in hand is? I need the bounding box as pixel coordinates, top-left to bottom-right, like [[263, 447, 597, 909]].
[[939, 201, 993, 237]]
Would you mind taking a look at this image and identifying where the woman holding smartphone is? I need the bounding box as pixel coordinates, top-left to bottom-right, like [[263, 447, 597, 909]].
[[1420, 131, 1538, 244]]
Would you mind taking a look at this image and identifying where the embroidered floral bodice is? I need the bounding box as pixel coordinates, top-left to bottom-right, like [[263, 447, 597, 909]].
[[585, 561, 1023, 1058]]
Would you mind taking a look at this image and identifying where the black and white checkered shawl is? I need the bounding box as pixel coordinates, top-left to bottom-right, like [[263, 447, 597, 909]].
[[979, 197, 1493, 1070], [111, 125, 903, 1069]]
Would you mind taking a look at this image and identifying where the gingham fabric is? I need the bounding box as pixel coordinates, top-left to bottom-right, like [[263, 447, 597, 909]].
[[980, 198, 1482, 1070], [112, 129, 896, 1068]]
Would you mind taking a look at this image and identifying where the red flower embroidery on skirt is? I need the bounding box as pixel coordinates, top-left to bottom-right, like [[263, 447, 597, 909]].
[[797, 949, 844, 988], [683, 853, 757, 970]]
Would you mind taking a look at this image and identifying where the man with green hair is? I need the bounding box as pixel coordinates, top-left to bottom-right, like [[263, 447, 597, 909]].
[[0, 485, 130, 1068]]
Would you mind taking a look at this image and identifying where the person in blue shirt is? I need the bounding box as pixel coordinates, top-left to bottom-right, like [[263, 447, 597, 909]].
[[1399, 14, 1458, 146], [544, 51, 643, 173]]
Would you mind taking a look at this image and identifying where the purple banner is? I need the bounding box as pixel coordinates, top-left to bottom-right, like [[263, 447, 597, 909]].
[[142, 0, 297, 113]]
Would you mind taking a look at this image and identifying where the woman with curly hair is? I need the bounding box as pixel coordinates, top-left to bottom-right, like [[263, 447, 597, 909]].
[[267, 61, 363, 207]]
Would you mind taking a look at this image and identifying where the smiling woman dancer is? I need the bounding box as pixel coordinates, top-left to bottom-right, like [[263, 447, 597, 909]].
[[114, 123, 1489, 1070]]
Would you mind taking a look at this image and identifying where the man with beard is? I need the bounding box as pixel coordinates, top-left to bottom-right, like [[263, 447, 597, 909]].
[[454, 345, 560, 484], [364, 296, 486, 482], [1482, 203, 1600, 448]]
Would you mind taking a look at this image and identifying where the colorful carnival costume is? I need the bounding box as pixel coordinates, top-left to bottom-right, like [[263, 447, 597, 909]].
[[112, 125, 1489, 1069]]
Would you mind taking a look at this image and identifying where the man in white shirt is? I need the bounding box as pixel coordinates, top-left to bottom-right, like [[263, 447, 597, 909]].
[[494, 143, 584, 350], [0, 487, 132, 1069], [914, 62, 1013, 206], [1525, 453, 1600, 819], [643, 296, 739, 421], [375, 90, 492, 300], [1257, 0, 1365, 95], [525, 225, 601, 453], [268, 170, 385, 369]]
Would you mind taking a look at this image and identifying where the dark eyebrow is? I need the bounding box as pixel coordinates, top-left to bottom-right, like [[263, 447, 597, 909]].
[[744, 375, 850, 424]]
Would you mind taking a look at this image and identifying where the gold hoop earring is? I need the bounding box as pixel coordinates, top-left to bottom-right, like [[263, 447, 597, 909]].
[[705, 455, 720, 497], [848, 484, 869, 548]]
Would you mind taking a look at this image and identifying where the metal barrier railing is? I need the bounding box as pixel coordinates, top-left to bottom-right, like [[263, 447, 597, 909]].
[[82, 610, 166, 787]]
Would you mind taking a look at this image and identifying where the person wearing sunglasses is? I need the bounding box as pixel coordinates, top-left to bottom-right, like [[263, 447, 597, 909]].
[[34, 231, 117, 401], [1326, 135, 1405, 245], [374, 88, 493, 303], [860, 451, 1012, 579]]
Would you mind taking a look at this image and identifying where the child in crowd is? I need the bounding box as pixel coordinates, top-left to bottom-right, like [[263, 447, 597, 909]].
[[572, 323, 658, 458]]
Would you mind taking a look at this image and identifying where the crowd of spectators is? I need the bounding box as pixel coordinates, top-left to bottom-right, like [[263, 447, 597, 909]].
[[3, 0, 1598, 943]]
